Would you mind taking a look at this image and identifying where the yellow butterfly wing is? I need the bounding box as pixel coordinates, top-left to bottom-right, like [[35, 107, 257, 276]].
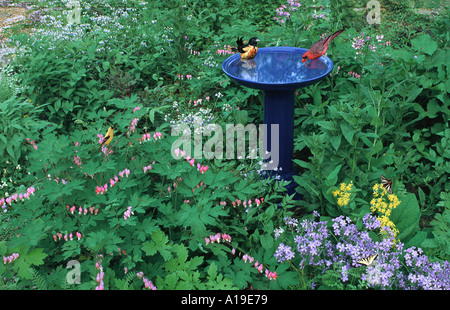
[[357, 254, 378, 266]]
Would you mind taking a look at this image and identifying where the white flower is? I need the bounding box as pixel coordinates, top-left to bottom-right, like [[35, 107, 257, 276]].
[[274, 227, 284, 239]]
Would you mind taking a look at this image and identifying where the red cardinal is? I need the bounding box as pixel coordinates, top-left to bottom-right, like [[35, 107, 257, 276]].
[[302, 29, 345, 63]]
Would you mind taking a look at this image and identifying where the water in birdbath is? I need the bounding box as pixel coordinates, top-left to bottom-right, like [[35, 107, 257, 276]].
[[223, 47, 333, 91]]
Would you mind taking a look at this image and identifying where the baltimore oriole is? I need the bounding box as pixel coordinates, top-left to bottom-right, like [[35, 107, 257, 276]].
[[302, 29, 345, 63], [231, 37, 260, 60]]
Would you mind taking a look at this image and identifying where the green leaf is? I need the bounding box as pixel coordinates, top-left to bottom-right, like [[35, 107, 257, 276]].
[[406, 88, 423, 103], [207, 261, 218, 279], [0, 241, 7, 256], [225, 267, 252, 289], [24, 248, 47, 266], [54, 99, 61, 111], [181, 172, 202, 189], [234, 109, 248, 125], [163, 273, 179, 290], [293, 175, 319, 196], [204, 262, 237, 289], [340, 122, 356, 144], [426, 49, 446, 68], [317, 120, 336, 131], [14, 247, 47, 280], [260, 234, 273, 249], [61, 241, 81, 260], [411, 34, 437, 56], [17, 218, 49, 247], [445, 79, 450, 94], [325, 164, 342, 187], [329, 134, 342, 151], [142, 230, 172, 261], [391, 193, 421, 242], [85, 230, 122, 253], [293, 159, 313, 170], [142, 241, 157, 256], [177, 203, 226, 237], [272, 263, 300, 289]]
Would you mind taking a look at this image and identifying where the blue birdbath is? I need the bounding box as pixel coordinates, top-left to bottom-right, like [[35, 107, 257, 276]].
[[222, 46, 333, 197]]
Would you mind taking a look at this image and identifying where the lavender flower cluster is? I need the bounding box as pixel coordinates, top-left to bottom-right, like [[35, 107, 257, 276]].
[[0, 0, 11, 7], [28, 10, 43, 24], [274, 212, 450, 289]]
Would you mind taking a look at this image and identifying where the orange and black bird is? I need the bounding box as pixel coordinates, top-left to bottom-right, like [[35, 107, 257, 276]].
[[302, 29, 345, 63], [231, 37, 260, 60]]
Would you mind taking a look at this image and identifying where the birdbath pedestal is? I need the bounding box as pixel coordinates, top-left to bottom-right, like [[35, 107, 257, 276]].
[[222, 46, 333, 197]]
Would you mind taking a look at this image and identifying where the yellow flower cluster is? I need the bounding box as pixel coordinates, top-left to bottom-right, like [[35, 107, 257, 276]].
[[370, 183, 401, 238], [332, 181, 353, 207]]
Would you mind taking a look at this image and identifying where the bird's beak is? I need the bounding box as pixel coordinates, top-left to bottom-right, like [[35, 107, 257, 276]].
[[256, 39, 261, 42]]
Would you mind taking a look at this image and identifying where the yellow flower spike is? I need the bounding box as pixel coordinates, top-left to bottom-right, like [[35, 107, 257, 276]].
[[345, 182, 353, 192], [371, 182, 401, 239], [333, 181, 354, 207]]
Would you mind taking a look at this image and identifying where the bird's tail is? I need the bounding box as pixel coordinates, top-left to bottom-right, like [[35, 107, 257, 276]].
[[236, 36, 245, 47], [228, 37, 245, 53], [325, 28, 346, 44]]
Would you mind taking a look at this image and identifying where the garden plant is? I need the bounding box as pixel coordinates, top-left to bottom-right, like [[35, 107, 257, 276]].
[[0, 0, 449, 292]]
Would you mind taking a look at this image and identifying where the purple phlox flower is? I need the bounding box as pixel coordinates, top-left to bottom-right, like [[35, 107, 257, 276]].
[[284, 216, 299, 228], [274, 243, 295, 263], [341, 264, 350, 282], [362, 213, 381, 230], [403, 247, 450, 289], [273, 212, 450, 289]]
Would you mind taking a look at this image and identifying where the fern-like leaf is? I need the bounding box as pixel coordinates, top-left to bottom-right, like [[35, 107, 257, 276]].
[[30, 268, 48, 290]]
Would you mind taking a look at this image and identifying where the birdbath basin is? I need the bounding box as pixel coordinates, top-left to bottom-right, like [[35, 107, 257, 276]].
[[222, 46, 333, 197]]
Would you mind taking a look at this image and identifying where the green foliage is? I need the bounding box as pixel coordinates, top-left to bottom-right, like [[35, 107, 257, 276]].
[[0, 71, 16, 102], [391, 193, 421, 243], [293, 29, 449, 224], [0, 94, 285, 289], [420, 192, 450, 259], [0, 97, 48, 166]]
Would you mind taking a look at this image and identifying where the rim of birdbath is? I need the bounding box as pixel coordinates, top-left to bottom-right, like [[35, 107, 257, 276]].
[[222, 46, 334, 92]]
